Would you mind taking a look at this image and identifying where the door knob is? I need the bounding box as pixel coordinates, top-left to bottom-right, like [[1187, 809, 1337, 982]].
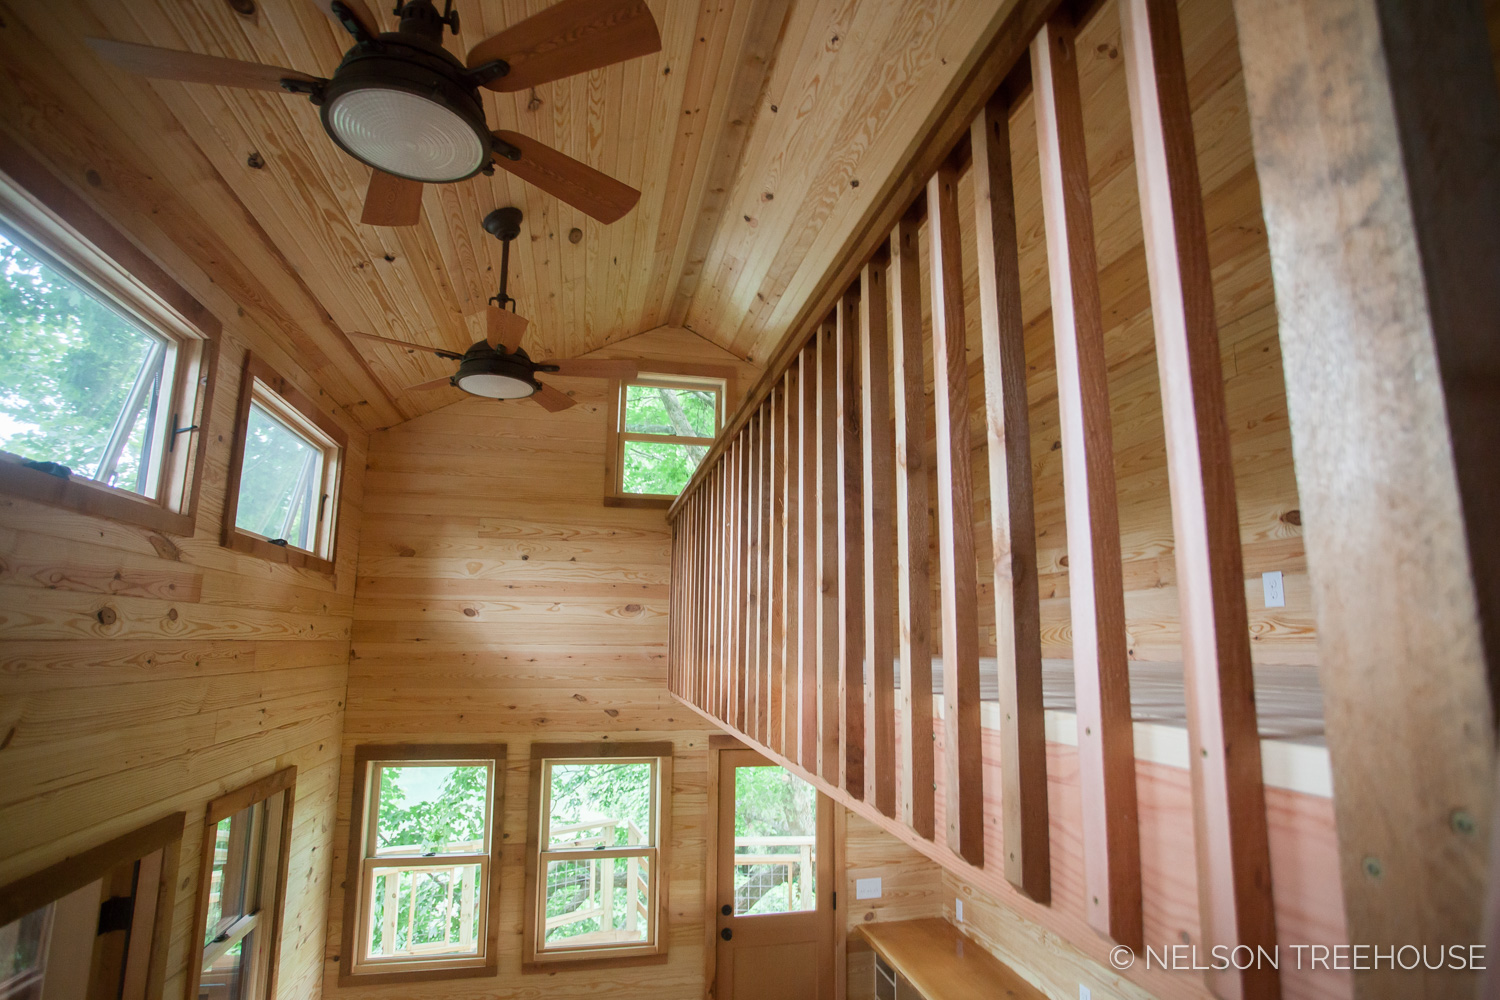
[[721, 904, 732, 916], [721, 927, 733, 941]]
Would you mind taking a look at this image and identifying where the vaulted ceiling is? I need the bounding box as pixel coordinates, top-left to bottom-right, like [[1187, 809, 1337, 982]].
[[0, 0, 1011, 429]]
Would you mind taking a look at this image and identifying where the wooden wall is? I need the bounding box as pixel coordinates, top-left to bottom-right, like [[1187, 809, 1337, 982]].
[[323, 327, 759, 1000], [842, 810, 946, 1000], [0, 163, 369, 1000]]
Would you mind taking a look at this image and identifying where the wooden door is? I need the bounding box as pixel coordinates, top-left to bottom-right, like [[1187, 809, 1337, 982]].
[[713, 749, 834, 1000]]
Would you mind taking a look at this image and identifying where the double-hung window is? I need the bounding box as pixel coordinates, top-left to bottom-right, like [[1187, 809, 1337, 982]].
[[524, 743, 672, 968], [190, 769, 296, 1000], [605, 373, 725, 505], [222, 356, 346, 572], [0, 162, 216, 533], [339, 745, 505, 984]]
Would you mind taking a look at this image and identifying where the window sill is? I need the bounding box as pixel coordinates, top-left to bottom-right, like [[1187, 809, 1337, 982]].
[[522, 950, 669, 974], [0, 458, 194, 535], [337, 961, 497, 988], [221, 528, 335, 575], [602, 493, 675, 510]]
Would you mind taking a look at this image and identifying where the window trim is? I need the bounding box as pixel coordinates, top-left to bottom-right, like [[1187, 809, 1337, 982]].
[[186, 767, 297, 1000], [522, 741, 674, 971], [603, 363, 735, 509], [338, 744, 507, 986], [222, 354, 348, 574], [0, 145, 220, 535], [0, 812, 185, 1000]]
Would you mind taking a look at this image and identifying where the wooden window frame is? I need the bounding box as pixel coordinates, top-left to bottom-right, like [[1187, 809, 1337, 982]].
[[221, 354, 348, 575], [0, 812, 186, 1000], [0, 146, 219, 536], [523, 741, 673, 971], [338, 744, 506, 986], [604, 364, 735, 509], [187, 767, 297, 1000]]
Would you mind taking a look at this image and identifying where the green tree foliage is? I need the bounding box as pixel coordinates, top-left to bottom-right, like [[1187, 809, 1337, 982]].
[[0, 233, 159, 483], [733, 767, 817, 915], [621, 384, 717, 496]]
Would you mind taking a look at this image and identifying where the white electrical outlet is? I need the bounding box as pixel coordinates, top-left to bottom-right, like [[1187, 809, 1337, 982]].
[[855, 877, 882, 900], [1263, 570, 1285, 608], [955, 898, 964, 922], [1080, 987, 1092, 1000]]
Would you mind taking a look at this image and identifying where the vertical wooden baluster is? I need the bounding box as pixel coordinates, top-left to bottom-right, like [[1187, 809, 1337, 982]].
[[769, 384, 787, 755], [817, 320, 842, 782], [927, 164, 984, 869], [890, 216, 936, 841], [739, 428, 753, 733], [1034, 13, 1142, 948], [798, 343, 820, 772], [1120, 0, 1277, 992], [837, 291, 867, 799], [860, 256, 897, 818], [711, 464, 723, 718], [729, 434, 744, 728], [972, 95, 1050, 902], [761, 401, 775, 745], [782, 365, 801, 757], [747, 413, 762, 739]]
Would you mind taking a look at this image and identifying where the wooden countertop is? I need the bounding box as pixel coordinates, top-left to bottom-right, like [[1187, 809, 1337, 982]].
[[857, 918, 1046, 1000]]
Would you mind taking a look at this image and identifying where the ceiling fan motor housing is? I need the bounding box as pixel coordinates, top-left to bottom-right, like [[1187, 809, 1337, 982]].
[[320, 18, 491, 184], [453, 342, 540, 399]]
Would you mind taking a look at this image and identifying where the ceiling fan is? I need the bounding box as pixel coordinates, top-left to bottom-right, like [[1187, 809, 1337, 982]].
[[85, 0, 658, 227], [350, 207, 637, 410]]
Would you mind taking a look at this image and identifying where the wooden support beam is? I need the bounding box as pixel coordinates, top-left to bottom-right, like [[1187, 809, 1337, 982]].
[[1233, 1, 1500, 995], [890, 217, 936, 843], [780, 366, 800, 757], [836, 292, 867, 799], [1033, 13, 1140, 948], [860, 258, 897, 818], [971, 96, 1049, 903], [1120, 0, 1277, 994], [816, 323, 842, 782], [768, 384, 787, 756], [926, 165, 984, 869], [798, 343, 820, 772]]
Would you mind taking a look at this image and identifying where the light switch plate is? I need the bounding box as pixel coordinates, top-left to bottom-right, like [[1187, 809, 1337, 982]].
[[1263, 571, 1285, 608], [955, 898, 964, 922], [855, 877, 882, 900]]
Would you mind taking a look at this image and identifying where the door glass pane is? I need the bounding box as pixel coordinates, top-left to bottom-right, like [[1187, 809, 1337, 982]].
[[546, 761, 653, 849], [733, 766, 817, 915], [235, 402, 320, 549], [373, 764, 488, 855], [367, 864, 482, 959], [542, 855, 650, 949]]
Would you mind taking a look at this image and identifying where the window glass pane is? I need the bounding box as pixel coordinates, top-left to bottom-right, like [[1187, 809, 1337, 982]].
[[733, 766, 817, 915], [623, 384, 716, 437], [0, 231, 168, 493], [204, 816, 234, 945], [235, 402, 320, 548], [374, 765, 488, 855], [367, 864, 482, 960], [542, 855, 649, 949], [0, 903, 52, 1000], [621, 440, 705, 497], [546, 762, 652, 849], [200, 929, 253, 1000]]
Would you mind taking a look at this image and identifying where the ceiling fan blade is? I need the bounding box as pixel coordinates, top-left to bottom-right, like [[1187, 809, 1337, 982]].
[[486, 305, 529, 353], [349, 330, 462, 359], [531, 383, 578, 412], [361, 170, 423, 227], [86, 38, 319, 93], [406, 376, 457, 392], [538, 358, 639, 379], [491, 131, 639, 224], [466, 0, 661, 93], [312, 0, 382, 40]]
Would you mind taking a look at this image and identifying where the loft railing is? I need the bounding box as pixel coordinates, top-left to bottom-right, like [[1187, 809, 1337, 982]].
[[667, 1, 1280, 998]]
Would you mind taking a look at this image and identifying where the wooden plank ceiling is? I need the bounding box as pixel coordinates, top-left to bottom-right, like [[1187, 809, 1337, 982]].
[[0, 0, 1014, 430]]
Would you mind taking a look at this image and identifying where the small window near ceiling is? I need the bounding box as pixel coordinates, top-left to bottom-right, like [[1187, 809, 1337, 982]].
[[339, 745, 505, 984], [605, 373, 724, 506], [524, 743, 672, 969], [190, 768, 296, 1000], [223, 356, 346, 572]]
